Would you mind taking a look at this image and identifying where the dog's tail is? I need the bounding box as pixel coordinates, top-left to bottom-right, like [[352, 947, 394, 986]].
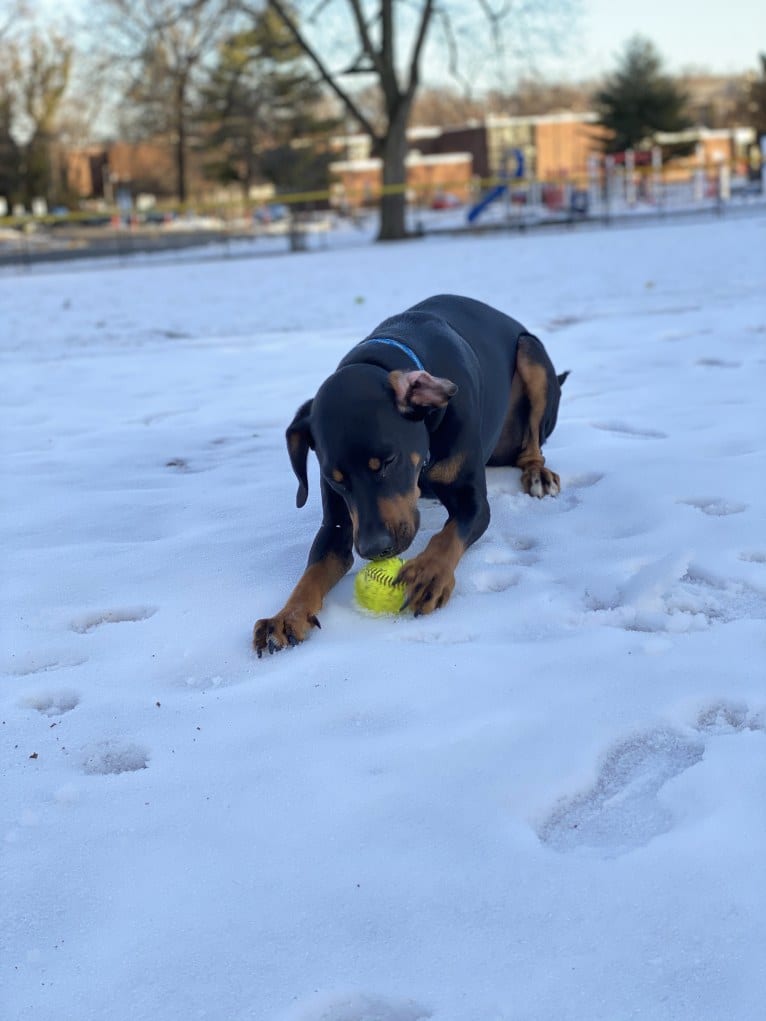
[[557, 370, 570, 387]]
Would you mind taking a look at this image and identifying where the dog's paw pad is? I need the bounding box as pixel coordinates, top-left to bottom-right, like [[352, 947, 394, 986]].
[[521, 467, 560, 498]]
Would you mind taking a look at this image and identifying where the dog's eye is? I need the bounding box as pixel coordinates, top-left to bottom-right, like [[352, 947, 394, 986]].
[[327, 469, 349, 493], [370, 454, 397, 476]]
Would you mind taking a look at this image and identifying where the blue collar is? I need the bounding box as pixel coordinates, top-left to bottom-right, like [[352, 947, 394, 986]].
[[358, 336, 425, 372]]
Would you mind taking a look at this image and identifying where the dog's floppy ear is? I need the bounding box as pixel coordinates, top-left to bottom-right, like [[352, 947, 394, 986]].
[[388, 370, 458, 419], [286, 399, 314, 508]]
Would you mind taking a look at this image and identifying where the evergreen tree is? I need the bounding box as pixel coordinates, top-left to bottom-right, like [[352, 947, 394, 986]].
[[596, 36, 691, 152], [745, 53, 766, 138], [200, 7, 334, 198]]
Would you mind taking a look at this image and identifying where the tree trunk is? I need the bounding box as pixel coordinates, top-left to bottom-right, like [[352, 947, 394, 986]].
[[176, 78, 187, 204], [378, 101, 410, 241]]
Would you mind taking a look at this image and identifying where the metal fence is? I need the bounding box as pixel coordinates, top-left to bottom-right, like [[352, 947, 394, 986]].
[[1, 164, 764, 270]]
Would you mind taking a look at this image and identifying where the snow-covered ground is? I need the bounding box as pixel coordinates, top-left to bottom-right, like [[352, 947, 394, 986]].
[[2, 214, 765, 1021]]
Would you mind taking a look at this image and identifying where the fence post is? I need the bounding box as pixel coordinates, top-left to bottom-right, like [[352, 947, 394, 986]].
[[718, 161, 731, 202], [652, 147, 663, 209], [604, 155, 615, 221], [693, 144, 705, 202], [625, 149, 636, 205], [588, 155, 600, 217], [289, 213, 308, 252]]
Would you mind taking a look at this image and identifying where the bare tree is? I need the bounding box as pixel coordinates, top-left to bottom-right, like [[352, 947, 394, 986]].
[[242, 1, 576, 240], [0, 0, 28, 42], [91, 0, 234, 202], [0, 12, 73, 207]]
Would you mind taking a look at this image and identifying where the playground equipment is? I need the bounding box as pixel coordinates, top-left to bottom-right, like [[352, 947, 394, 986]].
[[466, 184, 507, 223], [467, 148, 525, 224]]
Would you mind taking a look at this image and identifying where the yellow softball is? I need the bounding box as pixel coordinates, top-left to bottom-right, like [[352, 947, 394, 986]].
[[354, 556, 407, 614]]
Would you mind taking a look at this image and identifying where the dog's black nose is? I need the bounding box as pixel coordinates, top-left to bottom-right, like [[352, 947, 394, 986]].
[[357, 532, 395, 561]]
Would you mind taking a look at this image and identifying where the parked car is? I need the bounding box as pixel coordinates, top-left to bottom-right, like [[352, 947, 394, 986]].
[[253, 203, 289, 224], [430, 192, 462, 210]]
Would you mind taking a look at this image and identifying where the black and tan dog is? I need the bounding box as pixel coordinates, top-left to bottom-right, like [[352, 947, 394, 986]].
[[254, 293, 567, 656]]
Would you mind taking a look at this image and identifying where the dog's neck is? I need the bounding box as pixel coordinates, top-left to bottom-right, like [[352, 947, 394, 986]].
[[356, 336, 425, 372]]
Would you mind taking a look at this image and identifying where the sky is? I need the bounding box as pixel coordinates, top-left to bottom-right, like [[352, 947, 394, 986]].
[[26, 0, 765, 90], [575, 0, 765, 77]]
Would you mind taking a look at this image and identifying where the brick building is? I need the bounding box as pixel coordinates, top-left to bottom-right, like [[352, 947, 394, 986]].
[[329, 151, 473, 207], [330, 112, 611, 205]]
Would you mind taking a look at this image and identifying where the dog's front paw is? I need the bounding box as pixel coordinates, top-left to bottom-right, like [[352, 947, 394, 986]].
[[521, 465, 560, 498], [253, 608, 321, 657], [398, 554, 456, 616]]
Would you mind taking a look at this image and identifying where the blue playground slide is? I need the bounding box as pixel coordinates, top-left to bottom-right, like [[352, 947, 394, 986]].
[[466, 184, 507, 223]]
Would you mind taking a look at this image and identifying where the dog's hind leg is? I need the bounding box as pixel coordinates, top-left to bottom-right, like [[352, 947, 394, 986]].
[[513, 334, 563, 498]]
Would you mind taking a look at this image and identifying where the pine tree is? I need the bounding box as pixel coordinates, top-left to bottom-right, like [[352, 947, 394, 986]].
[[199, 7, 335, 199], [596, 36, 691, 152], [745, 53, 766, 138]]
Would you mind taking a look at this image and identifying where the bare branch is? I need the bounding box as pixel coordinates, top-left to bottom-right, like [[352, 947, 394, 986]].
[[434, 4, 473, 97], [406, 0, 435, 98], [348, 0, 385, 78], [307, 0, 333, 21], [0, 0, 28, 42], [263, 0, 381, 140]]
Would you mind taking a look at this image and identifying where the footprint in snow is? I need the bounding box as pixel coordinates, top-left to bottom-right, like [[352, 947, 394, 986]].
[[695, 357, 742, 368], [587, 556, 766, 632], [664, 569, 766, 626], [466, 565, 520, 593], [566, 470, 605, 490], [696, 700, 764, 735], [277, 991, 432, 1021], [81, 740, 149, 775], [70, 606, 157, 634], [23, 691, 80, 717], [739, 550, 766, 564], [539, 727, 704, 856], [5, 653, 86, 677], [591, 421, 667, 439], [509, 535, 538, 552], [678, 497, 747, 517], [484, 540, 539, 567], [539, 707, 764, 857], [552, 489, 581, 514], [397, 627, 477, 645], [165, 456, 216, 474], [545, 314, 586, 330]]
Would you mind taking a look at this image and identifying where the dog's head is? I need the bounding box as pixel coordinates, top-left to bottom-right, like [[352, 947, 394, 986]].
[[286, 364, 457, 559]]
